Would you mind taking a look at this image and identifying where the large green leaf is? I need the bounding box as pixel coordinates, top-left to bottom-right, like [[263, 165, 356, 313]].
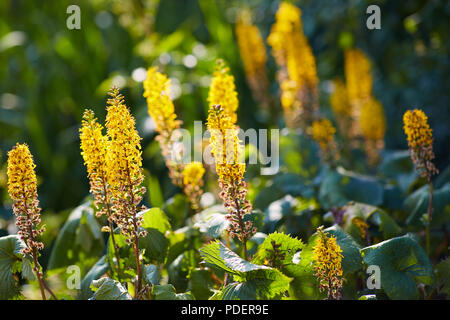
[[342, 202, 401, 240], [48, 202, 104, 270], [79, 255, 109, 300], [319, 168, 384, 208], [90, 277, 132, 300], [199, 240, 292, 299], [187, 268, 214, 300], [404, 182, 450, 227], [138, 208, 172, 263], [0, 235, 27, 299], [151, 284, 194, 300], [361, 233, 434, 300], [435, 258, 450, 296], [252, 232, 304, 268], [193, 205, 229, 238]]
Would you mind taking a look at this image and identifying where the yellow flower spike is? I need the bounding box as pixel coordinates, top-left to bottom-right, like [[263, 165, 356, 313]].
[[7, 143, 38, 204], [403, 109, 433, 149], [236, 12, 267, 78], [403, 109, 438, 180], [143, 67, 181, 134], [352, 217, 369, 240], [7, 143, 50, 300], [206, 104, 245, 184], [311, 119, 336, 151], [182, 162, 205, 212], [268, 2, 318, 129], [105, 86, 147, 298], [105, 87, 146, 238], [182, 162, 205, 187], [360, 97, 386, 142], [330, 78, 351, 117], [208, 60, 239, 125], [207, 104, 254, 257], [345, 49, 373, 105], [313, 226, 344, 300]]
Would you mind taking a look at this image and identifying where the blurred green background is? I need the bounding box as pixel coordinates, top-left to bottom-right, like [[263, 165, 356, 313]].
[[0, 0, 449, 217]]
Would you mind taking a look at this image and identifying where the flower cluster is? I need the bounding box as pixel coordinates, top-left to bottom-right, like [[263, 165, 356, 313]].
[[268, 2, 318, 129], [330, 78, 352, 141], [403, 109, 438, 180], [7, 144, 45, 269], [313, 226, 344, 300], [344, 49, 373, 138], [344, 48, 386, 165], [105, 87, 147, 243], [235, 11, 270, 109], [360, 97, 386, 165], [207, 60, 239, 125], [79, 110, 111, 219], [311, 119, 339, 164], [352, 217, 369, 240], [143, 67, 183, 187], [182, 162, 205, 212], [207, 104, 255, 256]]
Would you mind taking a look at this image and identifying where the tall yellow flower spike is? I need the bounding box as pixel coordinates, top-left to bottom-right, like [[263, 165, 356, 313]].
[[143, 67, 184, 187], [313, 226, 344, 300], [235, 10, 270, 108], [105, 86, 147, 297], [7, 143, 49, 299], [207, 104, 254, 259], [143, 67, 181, 134], [311, 119, 339, 164], [344, 48, 373, 138], [182, 162, 205, 212], [79, 110, 111, 215], [330, 78, 351, 117], [268, 2, 318, 128], [403, 109, 438, 179], [235, 11, 267, 78], [403, 109, 433, 149], [208, 60, 239, 125], [360, 97, 386, 165]]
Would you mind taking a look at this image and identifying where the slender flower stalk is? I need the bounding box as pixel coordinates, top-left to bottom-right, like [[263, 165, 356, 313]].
[[311, 119, 339, 166], [7, 143, 57, 300], [207, 104, 255, 260], [143, 67, 183, 187], [313, 226, 344, 300], [79, 109, 122, 280], [182, 162, 205, 213], [105, 87, 147, 297], [235, 11, 270, 110], [403, 109, 438, 255], [268, 2, 319, 129]]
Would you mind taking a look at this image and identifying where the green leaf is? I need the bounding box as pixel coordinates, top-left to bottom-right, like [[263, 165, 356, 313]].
[[79, 256, 109, 300], [252, 232, 304, 267], [48, 202, 104, 270], [163, 194, 189, 230], [138, 208, 172, 263], [143, 264, 159, 286], [361, 233, 434, 300], [199, 240, 292, 299], [319, 168, 383, 208], [140, 208, 172, 234], [193, 205, 229, 238], [342, 202, 401, 240], [187, 268, 214, 300], [404, 182, 450, 227], [151, 284, 194, 300], [0, 235, 26, 299], [90, 277, 132, 300], [435, 258, 450, 296]]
